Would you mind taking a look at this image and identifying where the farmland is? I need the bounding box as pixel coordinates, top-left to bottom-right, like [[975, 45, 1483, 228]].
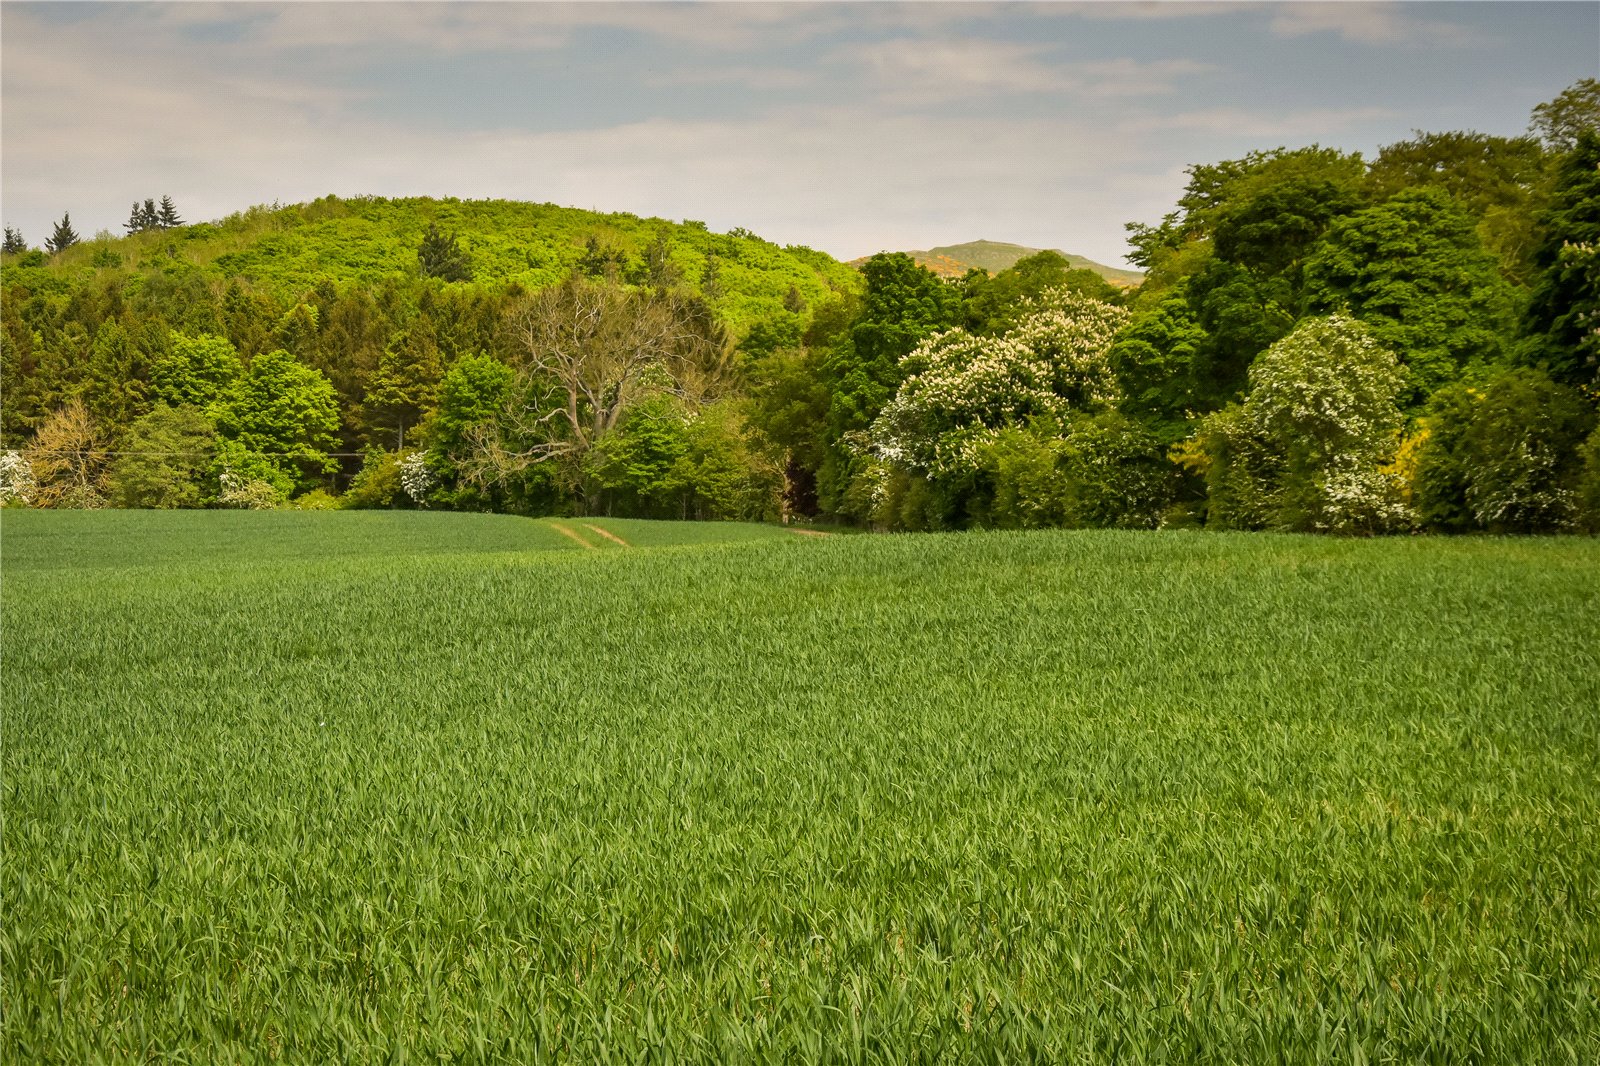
[[4, 511, 1599, 1062]]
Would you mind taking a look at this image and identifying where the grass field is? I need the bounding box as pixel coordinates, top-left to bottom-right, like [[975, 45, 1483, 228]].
[[4, 511, 1598, 1062]]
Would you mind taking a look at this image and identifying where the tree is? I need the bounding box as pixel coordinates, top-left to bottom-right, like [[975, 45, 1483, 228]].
[[870, 289, 1129, 479], [1414, 369, 1596, 533], [46, 213, 79, 254], [960, 250, 1121, 335], [157, 195, 183, 229], [23, 400, 109, 508], [1202, 315, 1411, 534], [1520, 131, 1600, 387], [125, 200, 159, 234], [1367, 130, 1548, 282], [107, 405, 219, 508], [468, 277, 726, 501], [1530, 78, 1600, 153], [1107, 281, 1211, 443], [3, 227, 26, 254], [214, 348, 341, 488], [1305, 187, 1518, 404], [417, 222, 472, 282], [150, 332, 244, 409], [361, 331, 442, 448]]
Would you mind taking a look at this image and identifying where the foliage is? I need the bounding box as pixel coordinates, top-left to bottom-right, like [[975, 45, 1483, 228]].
[[150, 332, 245, 409], [342, 448, 404, 509], [1, 449, 37, 504], [22, 400, 108, 508], [3, 226, 29, 255], [417, 222, 472, 282], [1304, 187, 1517, 405], [1520, 130, 1600, 387], [213, 348, 341, 489], [1207, 315, 1411, 534], [1417, 368, 1596, 533], [46, 213, 79, 254], [1107, 281, 1211, 442], [1530, 77, 1600, 152], [872, 290, 1129, 478], [1057, 411, 1175, 529], [108, 405, 219, 509]]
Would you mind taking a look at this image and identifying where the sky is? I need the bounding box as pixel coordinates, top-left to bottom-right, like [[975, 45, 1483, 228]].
[[1, 2, 1595, 268]]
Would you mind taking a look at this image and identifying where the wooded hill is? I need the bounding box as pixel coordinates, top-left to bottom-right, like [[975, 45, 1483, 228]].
[[854, 240, 1145, 287], [2, 79, 1597, 533]]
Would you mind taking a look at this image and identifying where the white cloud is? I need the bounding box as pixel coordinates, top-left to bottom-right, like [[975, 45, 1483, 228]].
[[1267, 3, 1484, 48]]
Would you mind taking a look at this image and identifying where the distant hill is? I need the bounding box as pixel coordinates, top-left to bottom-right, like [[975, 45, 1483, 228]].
[[852, 239, 1143, 287], [5, 195, 860, 334]]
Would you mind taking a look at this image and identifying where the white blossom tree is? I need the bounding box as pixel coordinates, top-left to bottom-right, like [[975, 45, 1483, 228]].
[[869, 289, 1130, 477], [1205, 313, 1412, 533]]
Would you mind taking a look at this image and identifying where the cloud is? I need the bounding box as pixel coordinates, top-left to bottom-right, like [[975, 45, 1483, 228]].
[[1266, 3, 1484, 48], [839, 39, 1214, 102]]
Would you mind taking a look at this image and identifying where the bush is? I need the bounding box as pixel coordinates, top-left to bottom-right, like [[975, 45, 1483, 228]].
[[108, 405, 218, 508], [1204, 315, 1411, 534], [1414, 369, 1596, 532], [342, 448, 403, 509], [1060, 412, 1175, 529]]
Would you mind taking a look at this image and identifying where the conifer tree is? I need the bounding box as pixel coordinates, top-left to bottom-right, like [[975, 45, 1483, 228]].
[[124, 202, 146, 234], [46, 213, 79, 253], [157, 195, 183, 229], [2, 226, 26, 254], [141, 199, 159, 230], [417, 222, 472, 281]]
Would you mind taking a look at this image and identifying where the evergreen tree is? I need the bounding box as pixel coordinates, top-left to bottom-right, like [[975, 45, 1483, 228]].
[[46, 213, 80, 254], [2, 227, 25, 254], [140, 199, 159, 230], [417, 222, 472, 281], [124, 202, 148, 234], [157, 195, 183, 229]]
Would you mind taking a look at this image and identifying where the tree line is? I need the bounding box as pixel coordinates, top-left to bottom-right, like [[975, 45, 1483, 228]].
[[2, 80, 1597, 533]]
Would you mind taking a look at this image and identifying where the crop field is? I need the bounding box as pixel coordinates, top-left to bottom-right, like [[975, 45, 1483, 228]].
[[3, 511, 1598, 1062]]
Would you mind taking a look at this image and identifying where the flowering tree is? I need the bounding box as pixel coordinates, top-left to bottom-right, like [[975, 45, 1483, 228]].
[[870, 290, 1129, 477], [1203, 313, 1412, 533]]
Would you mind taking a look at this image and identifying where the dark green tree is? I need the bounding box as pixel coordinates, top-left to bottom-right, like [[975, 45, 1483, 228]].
[[1107, 281, 1212, 443], [418, 222, 472, 282], [46, 213, 79, 253], [361, 329, 442, 448], [1520, 130, 1600, 387], [2, 227, 25, 254], [1305, 187, 1518, 404], [157, 196, 182, 229]]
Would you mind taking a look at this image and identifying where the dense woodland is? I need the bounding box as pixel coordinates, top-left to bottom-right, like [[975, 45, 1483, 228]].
[[3, 80, 1597, 534]]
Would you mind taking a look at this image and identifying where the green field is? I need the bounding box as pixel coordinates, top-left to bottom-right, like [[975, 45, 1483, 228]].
[[4, 512, 1598, 1062]]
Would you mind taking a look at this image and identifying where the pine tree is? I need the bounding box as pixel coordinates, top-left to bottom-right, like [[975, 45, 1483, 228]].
[[157, 195, 183, 229], [140, 199, 159, 230], [124, 202, 145, 234], [2, 226, 26, 255], [417, 223, 471, 281], [46, 213, 79, 254]]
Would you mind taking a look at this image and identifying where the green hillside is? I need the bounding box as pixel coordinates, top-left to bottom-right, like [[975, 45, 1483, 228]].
[[7, 195, 860, 334], [855, 239, 1143, 286]]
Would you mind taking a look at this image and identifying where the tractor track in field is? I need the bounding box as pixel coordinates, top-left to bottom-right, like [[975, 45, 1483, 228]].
[[583, 524, 631, 547], [548, 523, 596, 549]]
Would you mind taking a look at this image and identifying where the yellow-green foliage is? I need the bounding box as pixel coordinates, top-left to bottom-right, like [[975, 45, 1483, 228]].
[[14, 195, 860, 336]]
